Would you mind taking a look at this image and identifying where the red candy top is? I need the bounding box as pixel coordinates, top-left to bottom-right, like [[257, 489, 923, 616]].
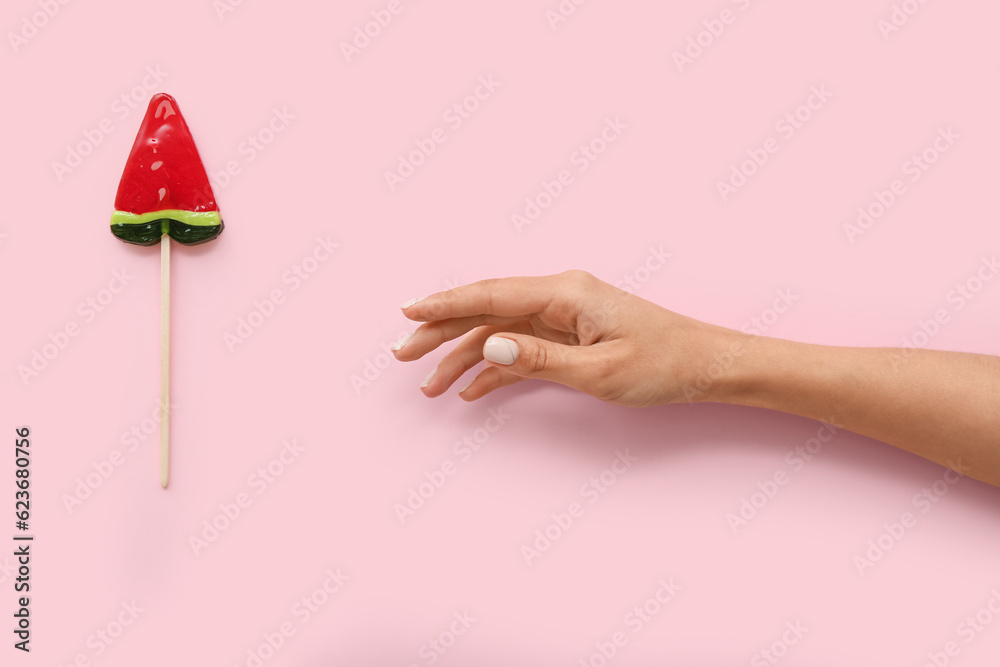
[[114, 93, 218, 215]]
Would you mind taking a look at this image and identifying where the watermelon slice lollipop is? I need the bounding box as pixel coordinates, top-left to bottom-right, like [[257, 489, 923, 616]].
[[111, 93, 223, 488], [111, 93, 224, 245]]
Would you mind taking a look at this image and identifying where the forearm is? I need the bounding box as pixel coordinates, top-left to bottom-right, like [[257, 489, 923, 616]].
[[701, 332, 1000, 487]]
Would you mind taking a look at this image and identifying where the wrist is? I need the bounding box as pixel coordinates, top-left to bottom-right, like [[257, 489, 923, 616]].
[[709, 333, 813, 410], [673, 324, 753, 404]]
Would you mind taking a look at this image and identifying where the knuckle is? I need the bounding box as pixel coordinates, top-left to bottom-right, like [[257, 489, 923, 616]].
[[425, 294, 451, 320], [476, 278, 498, 314], [425, 321, 449, 348], [562, 271, 600, 310], [523, 342, 549, 374], [561, 269, 595, 289], [585, 352, 622, 400]]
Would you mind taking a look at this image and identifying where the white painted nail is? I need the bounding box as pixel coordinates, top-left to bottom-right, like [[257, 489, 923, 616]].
[[483, 337, 518, 365], [391, 333, 413, 351], [458, 381, 472, 393], [421, 370, 436, 388], [401, 297, 423, 309]]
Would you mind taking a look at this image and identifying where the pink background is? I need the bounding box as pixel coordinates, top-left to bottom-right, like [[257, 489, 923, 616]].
[[3, 0, 1000, 664]]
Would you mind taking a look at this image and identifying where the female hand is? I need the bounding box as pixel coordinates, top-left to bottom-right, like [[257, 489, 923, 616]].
[[392, 270, 731, 407]]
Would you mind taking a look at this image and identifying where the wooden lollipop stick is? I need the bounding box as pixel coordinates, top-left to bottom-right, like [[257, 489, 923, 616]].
[[160, 235, 171, 489], [111, 93, 223, 489]]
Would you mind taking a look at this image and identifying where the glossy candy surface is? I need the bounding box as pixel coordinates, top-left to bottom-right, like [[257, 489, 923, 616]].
[[111, 93, 223, 246]]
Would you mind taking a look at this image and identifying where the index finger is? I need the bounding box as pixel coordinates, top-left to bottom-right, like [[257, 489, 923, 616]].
[[402, 274, 567, 322]]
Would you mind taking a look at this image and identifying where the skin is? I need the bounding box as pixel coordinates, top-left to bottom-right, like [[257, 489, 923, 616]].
[[392, 270, 1000, 488]]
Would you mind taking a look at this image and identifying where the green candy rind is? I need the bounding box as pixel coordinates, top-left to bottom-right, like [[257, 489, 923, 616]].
[[111, 209, 221, 227]]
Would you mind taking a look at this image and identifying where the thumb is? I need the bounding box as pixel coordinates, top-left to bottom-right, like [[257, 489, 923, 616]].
[[482, 334, 601, 392]]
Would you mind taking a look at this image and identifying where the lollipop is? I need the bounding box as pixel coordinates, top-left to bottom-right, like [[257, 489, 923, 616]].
[[111, 93, 223, 488]]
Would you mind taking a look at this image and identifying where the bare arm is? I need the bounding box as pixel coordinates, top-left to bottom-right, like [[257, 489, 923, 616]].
[[713, 337, 1000, 485], [393, 271, 1000, 487]]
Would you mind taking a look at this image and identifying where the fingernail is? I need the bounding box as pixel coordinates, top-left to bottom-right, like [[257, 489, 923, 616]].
[[401, 297, 423, 309], [421, 370, 436, 388], [458, 381, 472, 393], [392, 333, 413, 351], [484, 337, 518, 365]]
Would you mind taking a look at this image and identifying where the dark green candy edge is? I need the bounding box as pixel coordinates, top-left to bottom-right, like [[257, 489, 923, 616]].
[[111, 218, 225, 246]]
